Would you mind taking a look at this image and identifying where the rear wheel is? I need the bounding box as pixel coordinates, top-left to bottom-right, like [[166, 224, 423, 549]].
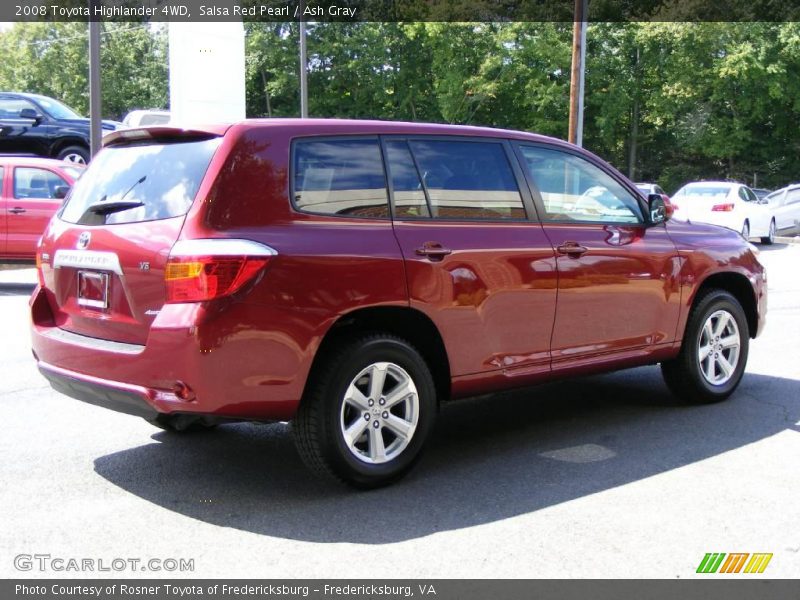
[[761, 219, 776, 245], [293, 334, 437, 488], [661, 290, 749, 403], [741, 220, 750, 240]]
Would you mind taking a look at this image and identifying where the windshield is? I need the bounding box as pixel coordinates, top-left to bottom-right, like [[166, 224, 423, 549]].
[[60, 137, 221, 225], [61, 166, 85, 181], [33, 96, 82, 120]]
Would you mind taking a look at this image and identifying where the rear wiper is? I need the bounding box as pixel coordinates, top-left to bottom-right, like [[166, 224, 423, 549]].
[[84, 200, 145, 215], [79, 175, 147, 221]]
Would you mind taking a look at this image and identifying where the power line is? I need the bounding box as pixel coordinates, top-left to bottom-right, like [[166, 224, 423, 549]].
[[1, 24, 155, 48]]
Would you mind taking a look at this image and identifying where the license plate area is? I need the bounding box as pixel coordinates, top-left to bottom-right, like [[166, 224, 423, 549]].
[[77, 271, 109, 309]]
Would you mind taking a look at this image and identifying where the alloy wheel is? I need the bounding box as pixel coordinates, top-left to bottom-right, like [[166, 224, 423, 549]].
[[697, 309, 741, 386], [339, 361, 419, 464]]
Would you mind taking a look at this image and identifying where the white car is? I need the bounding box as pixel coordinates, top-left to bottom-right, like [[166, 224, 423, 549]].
[[121, 109, 171, 128], [764, 184, 800, 236], [671, 181, 776, 244]]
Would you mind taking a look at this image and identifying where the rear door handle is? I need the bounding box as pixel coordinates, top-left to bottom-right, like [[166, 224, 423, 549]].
[[415, 242, 452, 261], [556, 241, 588, 258], [8, 207, 26, 214]]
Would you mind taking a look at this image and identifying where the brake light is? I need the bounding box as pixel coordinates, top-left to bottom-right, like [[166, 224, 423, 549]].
[[165, 239, 277, 303], [711, 203, 735, 212]]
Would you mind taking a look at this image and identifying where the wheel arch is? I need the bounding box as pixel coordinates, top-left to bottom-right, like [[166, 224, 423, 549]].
[[691, 271, 759, 339], [306, 306, 451, 404]]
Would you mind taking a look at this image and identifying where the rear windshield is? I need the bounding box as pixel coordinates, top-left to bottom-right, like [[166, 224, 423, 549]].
[[60, 138, 221, 225], [675, 185, 731, 198]]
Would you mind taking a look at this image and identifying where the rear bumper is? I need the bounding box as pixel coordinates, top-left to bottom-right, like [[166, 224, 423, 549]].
[[38, 362, 158, 420], [30, 286, 312, 421]]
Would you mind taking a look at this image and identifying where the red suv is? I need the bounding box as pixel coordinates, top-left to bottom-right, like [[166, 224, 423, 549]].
[[30, 120, 767, 487]]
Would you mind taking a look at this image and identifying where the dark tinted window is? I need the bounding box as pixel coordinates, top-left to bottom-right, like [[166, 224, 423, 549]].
[[61, 138, 221, 225], [520, 146, 642, 223], [407, 140, 525, 220], [385, 140, 429, 218], [14, 167, 68, 199], [293, 139, 389, 218], [0, 97, 38, 119]]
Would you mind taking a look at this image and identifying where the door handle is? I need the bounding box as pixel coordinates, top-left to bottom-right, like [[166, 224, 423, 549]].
[[8, 207, 26, 214], [556, 241, 588, 258], [415, 242, 452, 261]]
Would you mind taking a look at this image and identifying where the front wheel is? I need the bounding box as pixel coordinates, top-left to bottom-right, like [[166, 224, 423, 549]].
[[293, 334, 437, 488], [661, 290, 749, 403]]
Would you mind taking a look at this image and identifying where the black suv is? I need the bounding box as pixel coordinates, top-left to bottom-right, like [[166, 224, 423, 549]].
[[0, 92, 121, 164]]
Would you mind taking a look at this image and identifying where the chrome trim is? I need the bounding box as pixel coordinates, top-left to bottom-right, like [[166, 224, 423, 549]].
[[76, 271, 109, 309], [53, 250, 123, 275], [41, 327, 144, 355], [169, 239, 278, 257]]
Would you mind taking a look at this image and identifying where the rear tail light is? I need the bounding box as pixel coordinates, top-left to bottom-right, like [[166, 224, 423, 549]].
[[35, 245, 45, 287], [165, 239, 277, 303], [711, 203, 735, 212]]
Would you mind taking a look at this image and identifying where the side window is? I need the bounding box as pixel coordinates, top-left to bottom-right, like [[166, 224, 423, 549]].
[[293, 138, 389, 218], [385, 140, 430, 218], [739, 187, 754, 202], [405, 139, 525, 220], [746, 188, 759, 203], [786, 189, 800, 206], [13, 167, 68, 199], [519, 146, 642, 223], [0, 98, 38, 119]]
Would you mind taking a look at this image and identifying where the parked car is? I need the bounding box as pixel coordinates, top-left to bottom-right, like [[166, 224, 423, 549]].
[[751, 188, 772, 201], [1, 156, 83, 260], [635, 182, 674, 217], [0, 92, 121, 164], [764, 184, 800, 235], [30, 120, 767, 488], [121, 109, 171, 128], [671, 181, 776, 244]]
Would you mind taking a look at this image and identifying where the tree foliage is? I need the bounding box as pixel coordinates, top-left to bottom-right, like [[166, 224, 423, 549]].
[[2, 21, 800, 190]]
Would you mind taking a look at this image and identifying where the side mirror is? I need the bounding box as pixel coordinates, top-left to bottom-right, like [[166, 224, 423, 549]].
[[53, 185, 71, 200], [647, 193, 667, 225], [19, 108, 43, 125]]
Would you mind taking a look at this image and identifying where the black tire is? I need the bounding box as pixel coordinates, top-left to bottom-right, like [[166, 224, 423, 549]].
[[761, 220, 776, 245], [148, 413, 219, 433], [293, 333, 437, 489], [56, 145, 90, 165], [741, 220, 750, 240], [661, 290, 749, 404]]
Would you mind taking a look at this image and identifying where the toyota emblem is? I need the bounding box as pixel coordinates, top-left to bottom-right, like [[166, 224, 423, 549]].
[[77, 232, 91, 249]]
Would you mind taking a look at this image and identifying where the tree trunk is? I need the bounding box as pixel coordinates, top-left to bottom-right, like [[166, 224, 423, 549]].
[[628, 97, 638, 181], [260, 70, 272, 118]]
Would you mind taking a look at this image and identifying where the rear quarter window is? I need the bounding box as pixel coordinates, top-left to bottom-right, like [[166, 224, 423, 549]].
[[292, 138, 389, 219]]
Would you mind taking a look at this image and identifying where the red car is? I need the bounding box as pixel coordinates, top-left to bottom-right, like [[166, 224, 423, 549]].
[[30, 120, 767, 487], [1, 156, 84, 259]]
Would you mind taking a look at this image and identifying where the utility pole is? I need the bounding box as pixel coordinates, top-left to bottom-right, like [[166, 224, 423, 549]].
[[88, 4, 102, 157], [299, 11, 308, 118], [568, 0, 588, 146]]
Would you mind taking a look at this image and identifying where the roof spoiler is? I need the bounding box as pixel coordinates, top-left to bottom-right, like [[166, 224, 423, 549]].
[[103, 124, 231, 148]]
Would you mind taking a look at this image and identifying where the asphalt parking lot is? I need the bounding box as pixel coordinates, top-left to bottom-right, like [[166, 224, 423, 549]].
[[0, 244, 798, 579]]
